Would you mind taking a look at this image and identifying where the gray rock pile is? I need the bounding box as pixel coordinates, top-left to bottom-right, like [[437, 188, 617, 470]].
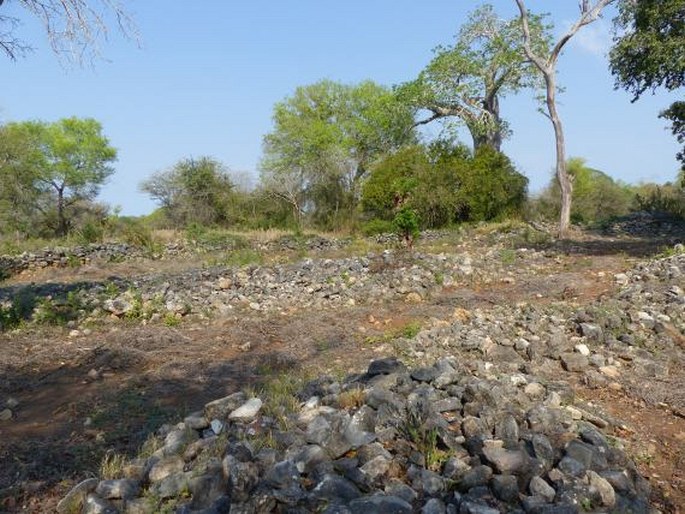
[[0, 243, 140, 276], [59, 357, 652, 514], [602, 211, 685, 241], [0, 235, 352, 279]]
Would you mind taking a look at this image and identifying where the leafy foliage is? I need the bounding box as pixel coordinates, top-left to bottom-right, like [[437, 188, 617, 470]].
[[397, 4, 551, 151], [534, 157, 634, 224], [260, 79, 416, 229], [393, 207, 420, 248], [140, 156, 236, 228], [633, 171, 685, 218], [0, 117, 116, 237], [610, 0, 685, 167], [361, 142, 528, 228]]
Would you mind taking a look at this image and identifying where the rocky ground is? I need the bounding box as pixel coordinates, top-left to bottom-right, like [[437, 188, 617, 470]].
[[0, 217, 683, 513]]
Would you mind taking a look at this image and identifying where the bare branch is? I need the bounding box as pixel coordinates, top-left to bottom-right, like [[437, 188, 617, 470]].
[[549, 0, 615, 65], [2, 0, 138, 64]]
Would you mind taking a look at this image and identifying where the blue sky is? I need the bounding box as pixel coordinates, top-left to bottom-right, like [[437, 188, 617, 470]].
[[0, 0, 680, 216]]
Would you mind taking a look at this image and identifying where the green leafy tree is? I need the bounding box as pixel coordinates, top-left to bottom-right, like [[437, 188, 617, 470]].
[[39, 117, 117, 236], [609, 0, 685, 168], [397, 4, 551, 152], [140, 156, 236, 227], [456, 146, 528, 222], [260, 79, 416, 229], [360, 146, 426, 220], [0, 122, 45, 235], [1, 117, 116, 237]]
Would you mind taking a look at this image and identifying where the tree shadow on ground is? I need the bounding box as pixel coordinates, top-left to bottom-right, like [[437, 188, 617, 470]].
[[515, 233, 682, 258], [0, 344, 301, 513]]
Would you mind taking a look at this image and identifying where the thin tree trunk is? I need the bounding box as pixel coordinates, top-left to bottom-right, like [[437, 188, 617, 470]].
[[544, 73, 572, 237], [56, 187, 68, 237]]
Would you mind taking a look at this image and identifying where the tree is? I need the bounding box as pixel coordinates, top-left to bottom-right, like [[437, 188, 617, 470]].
[[140, 156, 236, 228], [397, 4, 551, 152], [0, 117, 116, 237], [609, 0, 685, 168], [0, 0, 136, 62], [260, 79, 416, 229], [0, 122, 45, 235], [515, 0, 615, 236], [40, 117, 117, 236]]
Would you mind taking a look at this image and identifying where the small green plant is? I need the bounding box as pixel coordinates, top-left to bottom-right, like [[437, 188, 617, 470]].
[[393, 207, 420, 249], [123, 289, 145, 320], [401, 321, 422, 339], [361, 218, 394, 236], [223, 248, 263, 267], [433, 271, 445, 285], [33, 291, 85, 326], [658, 244, 685, 258], [258, 373, 307, 431], [499, 248, 517, 265], [66, 254, 82, 268], [102, 281, 120, 299], [163, 312, 181, 327], [401, 403, 448, 472]]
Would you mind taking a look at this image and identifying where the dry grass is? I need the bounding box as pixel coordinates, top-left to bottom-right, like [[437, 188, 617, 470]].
[[99, 451, 129, 480], [338, 387, 366, 409]]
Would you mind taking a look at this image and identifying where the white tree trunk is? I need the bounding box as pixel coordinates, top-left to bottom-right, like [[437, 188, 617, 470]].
[[544, 74, 572, 236]]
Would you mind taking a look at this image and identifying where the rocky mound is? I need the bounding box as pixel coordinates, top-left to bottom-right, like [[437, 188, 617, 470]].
[[58, 356, 651, 514], [602, 211, 685, 241]]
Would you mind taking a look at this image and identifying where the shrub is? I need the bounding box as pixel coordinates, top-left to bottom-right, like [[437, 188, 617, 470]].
[[361, 218, 395, 236], [534, 157, 633, 224], [633, 173, 685, 218], [393, 207, 420, 248], [361, 142, 527, 228]]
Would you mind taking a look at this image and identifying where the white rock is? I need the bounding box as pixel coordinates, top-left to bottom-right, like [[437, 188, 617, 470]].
[[574, 344, 590, 356], [229, 398, 263, 421]]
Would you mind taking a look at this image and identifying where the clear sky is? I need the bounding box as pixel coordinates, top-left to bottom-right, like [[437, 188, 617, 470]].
[[0, 1, 681, 216]]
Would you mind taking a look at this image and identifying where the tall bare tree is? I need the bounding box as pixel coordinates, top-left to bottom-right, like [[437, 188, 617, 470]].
[[514, 0, 615, 236], [0, 0, 136, 62]]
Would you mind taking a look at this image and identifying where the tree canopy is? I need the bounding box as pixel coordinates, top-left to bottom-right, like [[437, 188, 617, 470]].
[[140, 156, 236, 228], [0, 117, 116, 236], [610, 0, 685, 168], [397, 4, 551, 152], [260, 79, 417, 228]]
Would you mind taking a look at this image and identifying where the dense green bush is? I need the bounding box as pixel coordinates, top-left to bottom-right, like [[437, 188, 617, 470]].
[[361, 218, 395, 236], [393, 207, 420, 248], [361, 142, 527, 228], [532, 157, 634, 224]]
